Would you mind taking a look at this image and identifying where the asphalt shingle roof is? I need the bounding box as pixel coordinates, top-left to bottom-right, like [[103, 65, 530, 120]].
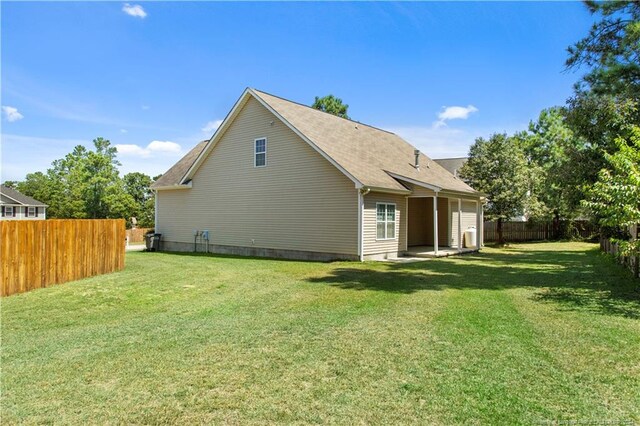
[[0, 185, 48, 206], [151, 141, 208, 189], [153, 89, 479, 195], [433, 157, 468, 177], [252, 89, 477, 194]]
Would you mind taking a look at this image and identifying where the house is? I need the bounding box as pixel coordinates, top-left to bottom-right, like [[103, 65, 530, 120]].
[[0, 185, 47, 220], [152, 88, 485, 261], [433, 157, 468, 178]]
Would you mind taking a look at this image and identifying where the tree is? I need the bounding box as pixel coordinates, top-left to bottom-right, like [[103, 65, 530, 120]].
[[2, 181, 18, 189], [583, 125, 640, 256], [566, 1, 640, 99], [123, 172, 154, 227], [16, 138, 136, 222], [522, 107, 588, 222], [460, 133, 530, 245], [311, 95, 350, 119]]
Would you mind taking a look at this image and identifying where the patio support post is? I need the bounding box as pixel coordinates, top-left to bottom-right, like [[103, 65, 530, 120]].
[[480, 204, 484, 247], [433, 195, 438, 255], [458, 198, 462, 252], [476, 201, 482, 249]]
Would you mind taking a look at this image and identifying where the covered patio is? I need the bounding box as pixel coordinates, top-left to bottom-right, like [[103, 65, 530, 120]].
[[405, 245, 478, 258], [403, 184, 483, 257]]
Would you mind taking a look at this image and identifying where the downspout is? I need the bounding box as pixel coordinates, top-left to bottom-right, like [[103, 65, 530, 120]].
[[153, 189, 159, 233], [358, 187, 370, 261]]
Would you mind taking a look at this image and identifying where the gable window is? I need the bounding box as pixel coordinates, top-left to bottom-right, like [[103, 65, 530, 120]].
[[254, 138, 267, 167], [376, 203, 396, 240], [5, 206, 14, 217], [28, 207, 36, 217]]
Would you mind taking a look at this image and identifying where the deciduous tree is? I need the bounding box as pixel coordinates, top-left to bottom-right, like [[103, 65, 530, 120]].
[[460, 133, 530, 245], [583, 125, 640, 256]]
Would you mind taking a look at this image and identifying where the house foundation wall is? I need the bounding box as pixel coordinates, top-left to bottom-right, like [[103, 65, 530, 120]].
[[160, 240, 358, 262]]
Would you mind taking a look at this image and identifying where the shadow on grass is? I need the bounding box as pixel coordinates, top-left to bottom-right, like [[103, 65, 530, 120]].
[[306, 246, 640, 319]]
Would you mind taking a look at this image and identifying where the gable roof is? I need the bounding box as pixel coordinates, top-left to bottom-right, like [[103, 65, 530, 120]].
[[156, 88, 479, 195], [0, 185, 48, 206], [434, 157, 468, 177], [151, 140, 208, 189]]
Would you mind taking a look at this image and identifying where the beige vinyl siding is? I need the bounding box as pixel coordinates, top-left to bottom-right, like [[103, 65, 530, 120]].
[[449, 199, 478, 248], [450, 200, 459, 248], [157, 97, 358, 255], [404, 183, 436, 198], [406, 195, 450, 248], [461, 200, 477, 247], [362, 192, 406, 256]]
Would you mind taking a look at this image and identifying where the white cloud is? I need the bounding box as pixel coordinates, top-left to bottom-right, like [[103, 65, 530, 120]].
[[147, 140, 181, 153], [435, 105, 478, 128], [202, 119, 223, 133], [115, 144, 147, 157], [120, 129, 128, 133], [141, 105, 150, 110], [122, 3, 147, 18], [2, 106, 24, 122], [115, 140, 182, 158]]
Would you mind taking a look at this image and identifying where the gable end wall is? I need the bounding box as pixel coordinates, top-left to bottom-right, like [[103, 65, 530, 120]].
[[157, 97, 358, 257]]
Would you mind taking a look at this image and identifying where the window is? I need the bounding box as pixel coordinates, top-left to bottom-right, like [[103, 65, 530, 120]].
[[5, 206, 14, 217], [254, 138, 267, 167], [376, 203, 396, 240], [28, 207, 36, 217]]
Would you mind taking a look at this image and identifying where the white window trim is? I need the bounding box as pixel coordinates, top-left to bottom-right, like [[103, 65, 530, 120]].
[[28, 206, 36, 217], [376, 202, 397, 241], [5, 206, 14, 217], [254, 137, 267, 168]]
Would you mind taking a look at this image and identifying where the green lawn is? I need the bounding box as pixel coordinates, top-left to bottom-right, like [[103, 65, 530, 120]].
[[2, 242, 639, 424]]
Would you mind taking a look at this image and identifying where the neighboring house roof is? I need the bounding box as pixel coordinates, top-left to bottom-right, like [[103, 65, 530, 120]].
[[0, 185, 48, 207], [154, 89, 479, 195], [152, 141, 208, 189], [434, 157, 468, 177]]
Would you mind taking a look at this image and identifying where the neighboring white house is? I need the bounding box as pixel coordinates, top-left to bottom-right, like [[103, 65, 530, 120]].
[[152, 88, 485, 261], [0, 185, 47, 220]]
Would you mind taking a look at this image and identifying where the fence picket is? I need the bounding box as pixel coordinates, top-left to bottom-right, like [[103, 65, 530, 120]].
[[0, 219, 126, 296], [483, 220, 596, 242]]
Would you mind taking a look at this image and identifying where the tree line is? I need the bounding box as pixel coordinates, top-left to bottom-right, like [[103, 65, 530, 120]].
[[4, 137, 157, 228], [460, 1, 640, 254]]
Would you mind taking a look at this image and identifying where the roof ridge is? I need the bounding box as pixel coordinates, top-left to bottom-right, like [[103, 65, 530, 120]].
[[251, 88, 397, 136]]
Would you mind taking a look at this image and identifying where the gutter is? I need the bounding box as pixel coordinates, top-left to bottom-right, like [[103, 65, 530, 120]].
[[151, 182, 193, 191]]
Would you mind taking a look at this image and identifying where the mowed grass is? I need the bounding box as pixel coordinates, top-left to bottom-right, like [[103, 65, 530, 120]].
[[2, 242, 639, 424]]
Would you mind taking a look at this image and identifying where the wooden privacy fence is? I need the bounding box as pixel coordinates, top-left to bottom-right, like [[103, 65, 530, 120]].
[[600, 236, 640, 279], [483, 220, 596, 242], [126, 227, 153, 243], [1, 219, 125, 296]]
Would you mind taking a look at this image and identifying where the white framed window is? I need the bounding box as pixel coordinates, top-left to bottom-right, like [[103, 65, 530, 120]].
[[254, 137, 267, 167], [5, 206, 14, 217], [28, 207, 36, 217], [376, 203, 396, 240]]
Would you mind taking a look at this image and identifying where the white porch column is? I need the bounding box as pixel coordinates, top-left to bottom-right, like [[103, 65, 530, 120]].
[[457, 198, 462, 252], [476, 200, 482, 249], [433, 195, 438, 255], [480, 204, 484, 247]]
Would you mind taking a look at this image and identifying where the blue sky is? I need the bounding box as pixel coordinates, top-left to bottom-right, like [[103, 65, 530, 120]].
[[1, 1, 594, 181]]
